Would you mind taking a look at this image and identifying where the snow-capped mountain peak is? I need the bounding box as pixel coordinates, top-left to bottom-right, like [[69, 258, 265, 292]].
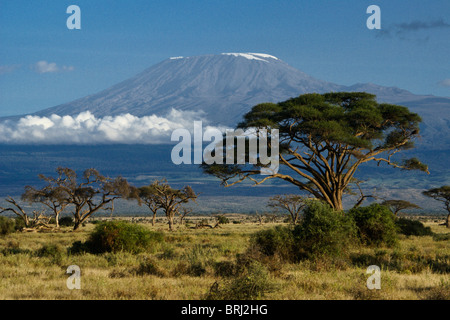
[[221, 52, 279, 62]]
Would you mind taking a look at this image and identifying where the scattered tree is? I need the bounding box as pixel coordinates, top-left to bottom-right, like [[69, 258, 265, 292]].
[[423, 186, 450, 228], [35, 167, 134, 230], [135, 185, 160, 226], [135, 179, 198, 231], [22, 184, 70, 228], [203, 92, 428, 211], [268, 194, 308, 224], [381, 199, 421, 216], [178, 207, 193, 225]]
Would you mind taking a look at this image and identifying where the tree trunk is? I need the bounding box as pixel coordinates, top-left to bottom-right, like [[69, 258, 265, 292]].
[[152, 212, 156, 226], [328, 197, 344, 211], [168, 217, 174, 231], [73, 221, 81, 231], [446, 213, 450, 228], [55, 213, 60, 228]]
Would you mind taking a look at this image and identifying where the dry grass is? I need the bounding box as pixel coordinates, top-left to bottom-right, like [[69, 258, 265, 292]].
[[0, 219, 448, 300]]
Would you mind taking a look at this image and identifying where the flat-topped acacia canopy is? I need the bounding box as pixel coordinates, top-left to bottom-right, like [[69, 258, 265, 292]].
[[203, 92, 428, 211]]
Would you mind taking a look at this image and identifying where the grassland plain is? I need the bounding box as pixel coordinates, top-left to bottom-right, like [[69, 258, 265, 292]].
[[0, 216, 448, 300]]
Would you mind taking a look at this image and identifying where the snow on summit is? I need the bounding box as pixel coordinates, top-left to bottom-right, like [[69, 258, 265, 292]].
[[221, 53, 279, 62]]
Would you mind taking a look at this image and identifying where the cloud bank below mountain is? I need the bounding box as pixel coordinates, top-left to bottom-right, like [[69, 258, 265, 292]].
[[0, 109, 215, 144]]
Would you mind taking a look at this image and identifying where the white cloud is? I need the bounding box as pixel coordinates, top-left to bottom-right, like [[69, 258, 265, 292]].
[[34, 61, 74, 74], [438, 78, 450, 87], [0, 109, 225, 144], [0, 64, 21, 75]]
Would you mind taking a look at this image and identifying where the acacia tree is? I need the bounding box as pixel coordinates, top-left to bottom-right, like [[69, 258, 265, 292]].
[[268, 194, 308, 224], [22, 184, 70, 228], [423, 186, 450, 228], [37, 167, 133, 230], [136, 185, 160, 226], [381, 200, 421, 216], [136, 179, 198, 231], [203, 92, 428, 211]]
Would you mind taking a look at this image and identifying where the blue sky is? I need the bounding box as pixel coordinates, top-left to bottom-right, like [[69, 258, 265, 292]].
[[0, 0, 449, 116]]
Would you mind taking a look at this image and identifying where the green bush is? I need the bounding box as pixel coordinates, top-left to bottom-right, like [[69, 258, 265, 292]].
[[35, 244, 64, 265], [207, 260, 274, 300], [216, 215, 230, 224], [59, 216, 75, 227], [396, 218, 433, 236], [250, 225, 295, 261], [0, 216, 16, 235], [433, 233, 450, 241], [72, 221, 164, 254], [348, 204, 399, 247], [36, 244, 63, 258], [133, 257, 167, 277], [249, 201, 357, 262], [14, 217, 26, 231], [182, 244, 214, 277], [293, 201, 357, 259]]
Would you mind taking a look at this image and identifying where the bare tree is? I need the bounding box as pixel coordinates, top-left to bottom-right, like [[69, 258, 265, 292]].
[[178, 207, 192, 225], [0, 197, 31, 227], [0, 196, 52, 229]]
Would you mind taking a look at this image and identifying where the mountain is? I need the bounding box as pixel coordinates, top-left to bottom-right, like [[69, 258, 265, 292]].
[[32, 53, 341, 126], [0, 53, 449, 212], [24, 53, 450, 149]]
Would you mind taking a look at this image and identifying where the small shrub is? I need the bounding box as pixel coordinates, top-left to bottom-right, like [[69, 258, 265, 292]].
[[0, 216, 16, 235], [35, 244, 64, 265], [250, 225, 295, 261], [133, 257, 167, 277], [68, 240, 88, 255], [423, 281, 450, 300], [182, 244, 213, 277], [1, 241, 31, 256], [158, 245, 178, 260], [172, 261, 190, 277], [213, 261, 236, 278], [72, 221, 164, 254], [348, 204, 398, 247], [396, 218, 433, 236], [59, 216, 74, 227], [433, 233, 450, 241], [36, 244, 63, 258], [206, 260, 274, 300], [216, 216, 230, 224], [293, 201, 357, 259], [14, 217, 26, 231]]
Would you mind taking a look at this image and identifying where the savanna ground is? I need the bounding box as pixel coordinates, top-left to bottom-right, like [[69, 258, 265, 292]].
[[0, 214, 448, 300]]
